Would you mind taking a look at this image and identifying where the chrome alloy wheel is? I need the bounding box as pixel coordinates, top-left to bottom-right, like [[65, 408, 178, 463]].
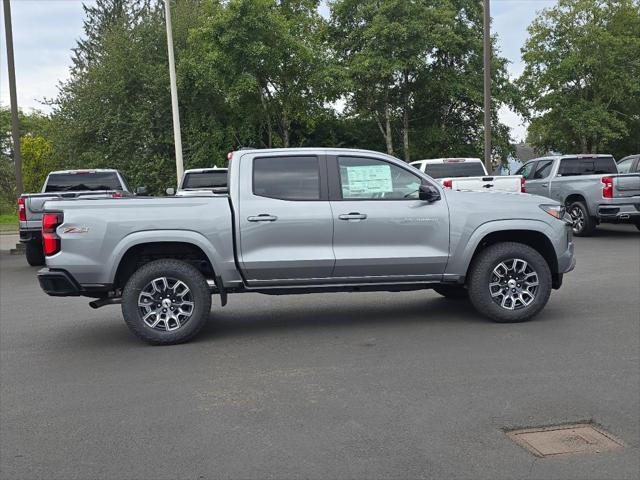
[[569, 205, 585, 234], [489, 258, 539, 310], [137, 277, 194, 331]]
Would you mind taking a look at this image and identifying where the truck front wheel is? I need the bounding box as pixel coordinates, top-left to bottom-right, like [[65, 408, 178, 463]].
[[121, 259, 212, 345], [467, 242, 552, 323], [25, 241, 45, 266]]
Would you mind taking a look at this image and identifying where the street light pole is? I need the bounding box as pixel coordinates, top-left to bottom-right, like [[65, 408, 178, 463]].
[[483, 0, 492, 173], [3, 0, 23, 197], [163, 0, 184, 184]]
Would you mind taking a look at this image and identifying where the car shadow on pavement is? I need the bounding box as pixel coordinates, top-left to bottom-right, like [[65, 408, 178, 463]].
[[195, 294, 485, 343], [588, 224, 640, 238]]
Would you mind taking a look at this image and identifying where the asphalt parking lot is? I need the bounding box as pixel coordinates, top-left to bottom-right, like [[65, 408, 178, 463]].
[[1, 224, 639, 479]]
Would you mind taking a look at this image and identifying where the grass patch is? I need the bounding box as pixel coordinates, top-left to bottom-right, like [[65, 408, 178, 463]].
[[0, 213, 18, 225]]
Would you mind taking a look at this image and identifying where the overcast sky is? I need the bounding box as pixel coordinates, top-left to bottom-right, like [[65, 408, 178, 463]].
[[1, 0, 557, 142]]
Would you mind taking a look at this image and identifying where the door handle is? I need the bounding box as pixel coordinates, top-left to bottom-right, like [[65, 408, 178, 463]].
[[541, 183, 549, 187], [339, 212, 367, 220], [247, 214, 278, 222]]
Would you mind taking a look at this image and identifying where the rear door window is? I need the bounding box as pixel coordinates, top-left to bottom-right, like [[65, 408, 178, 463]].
[[44, 172, 123, 192], [422, 162, 486, 178], [253, 156, 320, 200], [616, 157, 635, 174], [558, 157, 617, 176], [182, 171, 228, 189]]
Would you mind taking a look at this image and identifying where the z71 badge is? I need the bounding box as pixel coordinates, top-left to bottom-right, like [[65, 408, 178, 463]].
[[62, 226, 89, 234]]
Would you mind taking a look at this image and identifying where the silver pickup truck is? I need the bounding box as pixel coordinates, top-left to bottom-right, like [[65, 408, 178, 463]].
[[37, 148, 575, 345], [516, 154, 640, 236], [19, 169, 133, 265]]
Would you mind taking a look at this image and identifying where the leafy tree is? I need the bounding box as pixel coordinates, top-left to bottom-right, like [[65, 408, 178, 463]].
[[21, 136, 57, 193], [188, 0, 332, 149], [329, 0, 516, 162], [518, 0, 640, 156]]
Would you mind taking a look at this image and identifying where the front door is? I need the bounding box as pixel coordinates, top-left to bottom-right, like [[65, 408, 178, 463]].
[[238, 154, 335, 285], [329, 155, 450, 281]]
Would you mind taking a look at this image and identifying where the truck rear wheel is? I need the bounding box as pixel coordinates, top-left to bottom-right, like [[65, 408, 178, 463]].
[[121, 259, 212, 345], [568, 201, 596, 236], [25, 241, 45, 266], [467, 242, 552, 323]]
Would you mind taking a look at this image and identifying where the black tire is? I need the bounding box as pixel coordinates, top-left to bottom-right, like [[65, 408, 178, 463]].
[[121, 259, 212, 345], [433, 285, 468, 299], [467, 242, 552, 323], [25, 241, 45, 266], [567, 201, 596, 236]]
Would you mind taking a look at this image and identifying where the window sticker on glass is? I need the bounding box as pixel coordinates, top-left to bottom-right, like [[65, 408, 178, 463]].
[[344, 165, 393, 196]]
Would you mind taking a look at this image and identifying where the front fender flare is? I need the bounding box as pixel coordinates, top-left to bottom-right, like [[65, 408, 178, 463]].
[[445, 219, 556, 277]]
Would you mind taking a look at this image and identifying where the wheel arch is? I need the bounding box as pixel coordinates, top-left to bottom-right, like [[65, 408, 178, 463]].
[[448, 220, 561, 287], [108, 231, 223, 289]]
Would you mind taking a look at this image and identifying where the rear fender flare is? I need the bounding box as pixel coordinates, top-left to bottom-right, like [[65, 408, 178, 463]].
[[107, 230, 223, 284]]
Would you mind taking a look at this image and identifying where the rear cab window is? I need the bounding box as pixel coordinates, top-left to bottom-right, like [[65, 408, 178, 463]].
[[253, 156, 321, 200], [44, 172, 123, 192], [558, 156, 617, 176], [423, 161, 486, 179], [182, 171, 228, 189]]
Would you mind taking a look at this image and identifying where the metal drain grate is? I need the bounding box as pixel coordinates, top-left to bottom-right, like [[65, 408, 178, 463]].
[[506, 423, 624, 457]]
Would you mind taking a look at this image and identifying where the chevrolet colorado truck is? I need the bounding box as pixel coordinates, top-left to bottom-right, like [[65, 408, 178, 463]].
[[409, 158, 525, 193], [516, 154, 640, 235], [38, 148, 575, 345], [18, 169, 133, 266]]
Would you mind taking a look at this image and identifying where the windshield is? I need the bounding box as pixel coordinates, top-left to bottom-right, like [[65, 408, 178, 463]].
[[423, 162, 486, 179], [44, 172, 123, 192], [182, 171, 228, 189]]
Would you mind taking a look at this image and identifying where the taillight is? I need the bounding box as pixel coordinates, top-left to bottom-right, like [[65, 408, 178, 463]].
[[18, 197, 26, 221], [42, 212, 63, 256], [520, 176, 526, 193], [111, 191, 123, 198], [442, 179, 453, 189], [601, 176, 613, 198]]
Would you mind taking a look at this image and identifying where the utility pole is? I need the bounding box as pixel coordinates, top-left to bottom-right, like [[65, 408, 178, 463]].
[[163, 0, 184, 183], [483, 0, 492, 173], [3, 0, 23, 196]]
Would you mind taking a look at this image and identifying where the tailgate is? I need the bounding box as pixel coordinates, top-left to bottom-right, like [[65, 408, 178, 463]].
[[613, 174, 640, 198], [449, 176, 522, 193]]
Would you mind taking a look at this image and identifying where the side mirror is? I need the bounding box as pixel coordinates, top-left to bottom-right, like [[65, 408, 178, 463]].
[[135, 186, 148, 196], [419, 184, 441, 202], [165, 187, 175, 196]]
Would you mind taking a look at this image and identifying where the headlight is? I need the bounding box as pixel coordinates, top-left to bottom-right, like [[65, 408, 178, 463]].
[[539, 204, 566, 220]]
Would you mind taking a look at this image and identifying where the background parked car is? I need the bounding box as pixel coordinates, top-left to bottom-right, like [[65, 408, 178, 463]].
[[18, 169, 138, 266], [516, 154, 640, 235], [409, 158, 525, 193], [167, 167, 228, 196]]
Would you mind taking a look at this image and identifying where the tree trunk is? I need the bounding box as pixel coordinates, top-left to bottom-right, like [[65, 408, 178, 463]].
[[384, 89, 393, 155], [282, 111, 290, 148], [258, 86, 272, 148], [402, 69, 410, 161], [580, 135, 588, 154]]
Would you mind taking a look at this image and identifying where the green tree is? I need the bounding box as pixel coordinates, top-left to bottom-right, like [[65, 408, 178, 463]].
[[518, 0, 640, 156], [188, 0, 332, 149], [21, 136, 57, 193], [329, 0, 516, 163]]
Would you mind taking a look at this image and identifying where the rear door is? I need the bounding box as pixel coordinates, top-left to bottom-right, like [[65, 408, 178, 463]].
[[328, 154, 449, 280], [238, 153, 335, 285]]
